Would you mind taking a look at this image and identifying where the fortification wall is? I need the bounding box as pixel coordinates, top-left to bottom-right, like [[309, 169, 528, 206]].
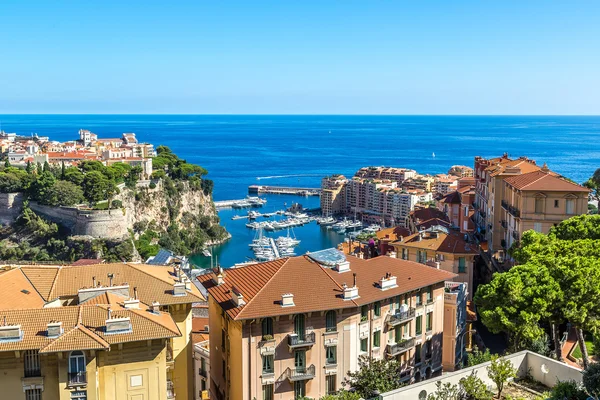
[[0, 192, 24, 225], [29, 202, 128, 239]]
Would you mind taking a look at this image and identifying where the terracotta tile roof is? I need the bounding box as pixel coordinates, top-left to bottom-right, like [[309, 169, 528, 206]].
[[0, 303, 180, 353], [19, 266, 60, 300], [487, 158, 540, 177], [410, 208, 449, 224], [0, 269, 46, 309], [199, 254, 456, 321], [192, 317, 209, 333], [71, 258, 104, 266], [504, 170, 589, 192], [415, 218, 452, 231], [393, 231, 478, 255], [440, 191, 461, 204], [192, 333, 209, 345], [80, 291, 128, 306], [376, 227, 411, 241]]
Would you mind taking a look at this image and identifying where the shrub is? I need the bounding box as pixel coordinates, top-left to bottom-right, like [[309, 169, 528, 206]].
[[549, 380, 587, 400], [111, 200, 123, 209], [261, 334, 273, 341], [487, 356, 516, 399], [460, 373, 493, 400], [583, 363, 600, 398], [149, 182, 156, 189]]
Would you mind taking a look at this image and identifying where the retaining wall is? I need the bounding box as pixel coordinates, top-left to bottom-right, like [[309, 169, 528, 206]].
[[0, 192, 24, 225]]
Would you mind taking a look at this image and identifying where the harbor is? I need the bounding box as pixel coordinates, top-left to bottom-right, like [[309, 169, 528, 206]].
[[214, 196, 267, 209], [248, 184, 321, 196]]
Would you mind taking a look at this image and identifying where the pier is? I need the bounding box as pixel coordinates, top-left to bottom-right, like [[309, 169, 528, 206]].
[[248, 185, 321, 196], [269, 237, 280, 258], [214, 197, 267, 209]]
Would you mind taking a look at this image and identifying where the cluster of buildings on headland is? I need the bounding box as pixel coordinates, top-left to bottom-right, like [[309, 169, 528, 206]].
[[0, 129, 155, 178], [0, 152, 589, 400]]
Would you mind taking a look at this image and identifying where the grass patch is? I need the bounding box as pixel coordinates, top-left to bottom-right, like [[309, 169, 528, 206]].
[[92, 201, 109, 210], [571, 333, 594, 359]]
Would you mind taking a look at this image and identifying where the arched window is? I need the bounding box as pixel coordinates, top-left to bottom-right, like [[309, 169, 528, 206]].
[[68, 351, 86, 385], [261, 317, 273, 339], [294, 314, 305, 340], [325, 311, 336, 332]]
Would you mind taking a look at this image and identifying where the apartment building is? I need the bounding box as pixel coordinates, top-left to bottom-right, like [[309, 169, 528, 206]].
[[320, 175, 348, 217], [198, 249, 457, 400], [437, 182, 476, 235], [501, 167, 589, 251], [433, 175, 458, 197], [448, 165, 474, 178], [406, 207, 451, 234], [391, 227, 478, 300], [473, 155, 540, 253], [192, 306, 210, 400], [442, 282, 469, 371], [0, 262, 203, 400], [354, 167, 416, 184], [401, 175, 435, 193]]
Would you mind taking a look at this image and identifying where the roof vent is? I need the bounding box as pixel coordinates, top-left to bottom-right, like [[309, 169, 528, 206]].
[[231, 286, 246, 307], [336, 260, 351, 273], [124, 298, 140, 309], [281, 293, 295, 307], [47, 321, 63, 338], [212, 267, 225, 286], [105, 316, 132, 335], [379, 273, 398, 291], [151, 301, 160, 314], [173, 282, 186, 297], [342, 273, 359, 300], [0, 323, 23, 342]]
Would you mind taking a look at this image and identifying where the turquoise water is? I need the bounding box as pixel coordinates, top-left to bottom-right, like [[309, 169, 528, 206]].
[[1, 115, 598, 267]]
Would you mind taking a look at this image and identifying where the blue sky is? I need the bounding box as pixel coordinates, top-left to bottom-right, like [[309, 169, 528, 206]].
[[0, 1, 599, 114]]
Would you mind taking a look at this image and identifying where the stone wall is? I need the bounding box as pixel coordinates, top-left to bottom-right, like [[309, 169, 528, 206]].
[[0, 192, 24, 225], [29, 202, 128, 239]]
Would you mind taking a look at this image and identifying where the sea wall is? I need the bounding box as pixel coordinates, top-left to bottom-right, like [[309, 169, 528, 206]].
[[29, 202, 128, 239], [0, 192, 24, 225]]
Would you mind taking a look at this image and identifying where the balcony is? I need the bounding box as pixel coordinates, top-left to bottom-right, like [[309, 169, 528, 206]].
[[386, 308, 416, 327], [502, 200, 520, 218], [259, 338, 276, 356], [425, 329, 433, 337], [425, 298, 435, 306], [283, 364, 315, 382], [323, 330, 338, 346], [199, 369, 208, 378], [167, 380, 175, 399], [386, 338, 415, 357], [287, 331, 315, 349], [512, 231, 520, 241], [500, 220, 507, 229], [478, 209, 486, 218], [67, 371, 87, 387], [399, 367, 413, 383], [166, 340, 174, 363]]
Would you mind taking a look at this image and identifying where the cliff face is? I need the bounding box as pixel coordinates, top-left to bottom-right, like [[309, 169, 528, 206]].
[[117, 180, 217, 232]]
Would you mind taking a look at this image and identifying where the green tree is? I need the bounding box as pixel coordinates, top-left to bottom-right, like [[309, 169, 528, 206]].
[[475, 263, 561, 351], [26, 160, 34, 174], [342, 355, 403, 397], [583, 168, 600, 205], [82, 170, 109, 204], [549, 214, 600, 241], [63, 166, 85, 186], [467, 348, 492, 367], [486, 356, 516, 399], [31, 171, 56, 202], [4, 159, 9, 168], [427, 382, 462, 400], [46, 180, 84, 206], [583, 363, 600, 399], [460, 373, 494, 400]]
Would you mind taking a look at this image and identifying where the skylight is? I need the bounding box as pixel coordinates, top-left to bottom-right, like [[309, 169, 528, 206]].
[[307, 248, 347, 267]]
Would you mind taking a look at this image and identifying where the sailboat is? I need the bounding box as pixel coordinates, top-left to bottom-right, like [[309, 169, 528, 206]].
[[432, 152, 436, 158]]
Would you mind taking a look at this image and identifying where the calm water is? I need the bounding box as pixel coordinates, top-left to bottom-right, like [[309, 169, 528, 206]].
[[1, 115, 598, 267]]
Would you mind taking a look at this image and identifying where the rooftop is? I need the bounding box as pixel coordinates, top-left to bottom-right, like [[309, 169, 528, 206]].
[[393, 229, 478, 254], [504, 170, 589, 192]]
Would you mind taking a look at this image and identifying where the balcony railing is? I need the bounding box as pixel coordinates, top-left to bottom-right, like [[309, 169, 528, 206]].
[[283, 364, 315, 382], [167, 380, 175, 399], [199, 369, 208, 378], [502, 200, 520, 218], [500, 220, 507, 229], [399, 367, 413, 382], [166, 339, 174, 362], [387, 307, 416, 327], [386, 338, 415, 357], [426, 298, 435, 305], [67, 371, 87, 386], [512, 231, 520, 241], [287, 331, 315, 348], [425, 329, 433, 336], [259, 338, 276, 355]]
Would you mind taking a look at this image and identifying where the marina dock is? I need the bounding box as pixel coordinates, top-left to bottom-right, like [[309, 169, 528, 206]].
[[269, 237, 280, 258], [214, 197, 267, 209], [248, 185, 321, 196]]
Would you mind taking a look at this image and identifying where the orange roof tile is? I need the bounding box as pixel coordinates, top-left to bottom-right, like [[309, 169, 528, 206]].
[[199, 254, 456, 321], [393, 231, 478, 255], [20, 266, 60, 300], [504, 170, 589, 192], [0, 269, 46, 309]]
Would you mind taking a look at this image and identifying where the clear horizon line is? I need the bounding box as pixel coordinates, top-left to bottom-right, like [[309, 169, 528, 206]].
[[1, 112, 600, 117]]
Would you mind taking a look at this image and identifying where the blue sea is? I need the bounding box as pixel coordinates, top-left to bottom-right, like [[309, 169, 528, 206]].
[[1, 115, 598, 268]]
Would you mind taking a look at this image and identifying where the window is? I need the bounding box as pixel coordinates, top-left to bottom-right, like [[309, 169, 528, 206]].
[[294, 381, 306, 399], [295, 350, 306, 372], [360, 305, 369, 321], [458, 257, 466, 273], [262, 355, 274, 374], [201, 380, 206, 391], [326, 346, 337, 365], [294, 314, 305, 340], [394, 295, 401, 310], [24, 350, 41, 377], [534, 222, 542, 233], [426, 312, 433, 332], [25, 389, 42, 400], [200, 358, 207, 375], [534, 197, 544, 214], [262, 384, 274, 400], [325, 310, 337, 332], [554, 199, 559, 208], [221, 330, 226, 349], [261, 317, 273, 339], [222, 360, 226, 380], [70, 391, 87, 400], [416, 293, 423, 306], [326, 374, 337, 395], [395, 325, 401, 342], [373, 331, 380, 348], [464, 206, 469, 217], [566, 199, 575, 215], [415, 343, 422, 363], [425, 340, 433, 358], [402, 248, 408, 260], [360, 338, 368, 352], [374, 301, 381, 317], [417, 250, 427, 264], [415, 315, 422, 335], [68, 351, 86, 385], [426, 287, 433, 303]]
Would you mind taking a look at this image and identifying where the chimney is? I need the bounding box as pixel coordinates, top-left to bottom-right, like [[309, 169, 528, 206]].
[[105, 316, 131, 334], [133, 287, 138, 300], [335, 260, 351, 273], [0, 323, 23, 341], [47, 321, 63, 338], [173, 282, 186, 296], [231, 287, 246, 307], [342, 282, 359, 301], [541, 163, 550, 173], [353, 273, 357, 288], [92, 276, 97, 288], [379, 274, 398, 290], [212, 267, 225, 286], [151, 301, 160, 314], [184, 276, 192, 291], [281, 293, 295, 307], [124, 298, 140, 309], [107, 273, 114, 287]]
